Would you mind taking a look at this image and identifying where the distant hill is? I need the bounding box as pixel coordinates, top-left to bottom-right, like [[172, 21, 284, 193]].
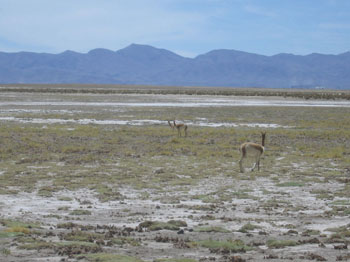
[[1, 44, 349, 89]]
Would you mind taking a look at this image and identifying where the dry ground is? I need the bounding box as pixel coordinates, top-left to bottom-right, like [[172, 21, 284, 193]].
[[0, 86, 350, 262]]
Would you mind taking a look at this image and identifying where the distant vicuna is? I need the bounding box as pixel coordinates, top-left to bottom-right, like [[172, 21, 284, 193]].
[[168, 120, 174, 130], [239, 132, 266, 173], [168, 120, 188, 137]]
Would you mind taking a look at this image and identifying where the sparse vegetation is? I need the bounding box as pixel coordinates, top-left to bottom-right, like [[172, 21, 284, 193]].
[[1, 248, 11, 256], [155, 259, 197, 262], [266, 239, 299, 248], [194, 226, 230, 233], [1, 86, 350, 261], [276, 181, 305, 187], [138, 220, 187, 231], [69, 209, 92, 216], [77, 253, 144, 262], [195, 239, 252, 253], [1, 84, 350, 100], [238, 223, 261, 233]]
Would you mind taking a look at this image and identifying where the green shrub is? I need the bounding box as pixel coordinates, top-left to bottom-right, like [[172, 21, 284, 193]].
[[266, 239, 299, 248]]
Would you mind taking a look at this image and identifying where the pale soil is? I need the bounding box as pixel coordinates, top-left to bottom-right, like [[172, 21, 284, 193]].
[[1, 172, 349, 261], [0, 90, 349, 262]]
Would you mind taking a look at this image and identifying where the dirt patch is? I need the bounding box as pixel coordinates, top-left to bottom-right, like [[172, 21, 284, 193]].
[[1, 89, 350, 261]]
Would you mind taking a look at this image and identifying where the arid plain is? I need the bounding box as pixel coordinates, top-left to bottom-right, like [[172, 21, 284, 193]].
[[0, 85, 350, 262]]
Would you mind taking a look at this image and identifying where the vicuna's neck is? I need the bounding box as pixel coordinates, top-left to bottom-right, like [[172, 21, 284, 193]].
[[262, 135, 266, 147]]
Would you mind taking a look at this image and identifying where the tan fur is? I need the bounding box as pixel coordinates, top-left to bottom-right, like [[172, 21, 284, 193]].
[[239, 132, 266, 173], [173, 120, 188, 137]]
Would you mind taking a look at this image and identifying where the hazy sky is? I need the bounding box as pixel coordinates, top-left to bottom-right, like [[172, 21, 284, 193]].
[[1, 0, 349, 57]]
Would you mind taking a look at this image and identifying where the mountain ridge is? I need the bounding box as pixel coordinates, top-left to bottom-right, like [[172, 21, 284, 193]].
[[0, 44, 349, 89]]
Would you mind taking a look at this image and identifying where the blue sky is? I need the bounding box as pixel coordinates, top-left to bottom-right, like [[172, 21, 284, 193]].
[[0, 0, 349, 57]]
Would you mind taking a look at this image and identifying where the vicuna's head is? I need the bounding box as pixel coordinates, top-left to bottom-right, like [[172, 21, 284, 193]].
[[168, 120, 174, 129], [261, 131, 266, 146]]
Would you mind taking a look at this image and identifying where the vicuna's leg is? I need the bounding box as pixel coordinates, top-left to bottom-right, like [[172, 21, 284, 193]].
[[239, 157, 245, 173], [184, 126, 188, 137], [177, 128, 181, 137], [257, 156, 261, 171], [252, 155, 261, 172], [251, 163, 256, 171], [251, 155, 257, 171], [239, 148, 246, 173]]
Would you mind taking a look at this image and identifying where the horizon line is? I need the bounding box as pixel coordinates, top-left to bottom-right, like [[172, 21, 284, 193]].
[[1, 43, 349, 58]]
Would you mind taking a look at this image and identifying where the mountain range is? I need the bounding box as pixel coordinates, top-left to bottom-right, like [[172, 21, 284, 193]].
[[1, 44, 349, 89]]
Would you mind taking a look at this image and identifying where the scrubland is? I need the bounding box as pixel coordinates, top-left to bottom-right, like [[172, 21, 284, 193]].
[[0, 85, 349, 262]]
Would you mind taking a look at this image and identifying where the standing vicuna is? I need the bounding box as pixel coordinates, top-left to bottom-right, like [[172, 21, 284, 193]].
[[173, 120, 188, 137], [239, 132, 266, 173]]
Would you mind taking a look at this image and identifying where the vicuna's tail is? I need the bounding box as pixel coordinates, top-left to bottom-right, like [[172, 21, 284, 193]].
[[239, 146, 246, 157]]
